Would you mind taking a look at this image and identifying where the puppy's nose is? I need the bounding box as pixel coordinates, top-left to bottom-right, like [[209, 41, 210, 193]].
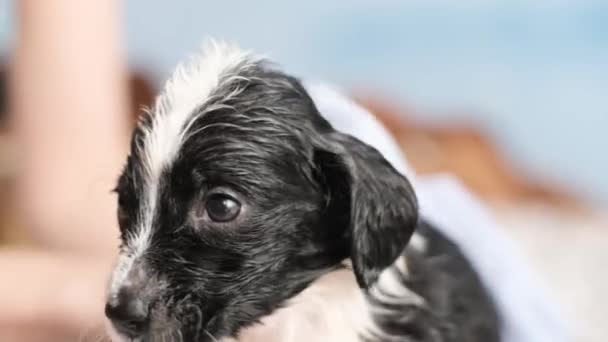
[[105, 288, 149, 338]]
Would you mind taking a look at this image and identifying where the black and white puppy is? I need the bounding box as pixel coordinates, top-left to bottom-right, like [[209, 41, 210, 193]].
[[106, 42, 501, 342]]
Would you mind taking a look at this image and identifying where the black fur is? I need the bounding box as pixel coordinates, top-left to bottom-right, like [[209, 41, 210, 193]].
[[367, 222, 501, 342], [110, 58, 500, 341]]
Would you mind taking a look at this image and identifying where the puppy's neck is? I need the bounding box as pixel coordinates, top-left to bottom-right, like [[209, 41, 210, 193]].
[[222, 265, 370, 342]]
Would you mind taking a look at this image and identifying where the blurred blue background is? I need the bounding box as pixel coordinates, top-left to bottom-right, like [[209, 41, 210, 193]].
[[1, 0, 606, 205]]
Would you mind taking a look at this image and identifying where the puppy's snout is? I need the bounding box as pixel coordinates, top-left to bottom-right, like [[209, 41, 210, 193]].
[[105, 286, 150, 338]]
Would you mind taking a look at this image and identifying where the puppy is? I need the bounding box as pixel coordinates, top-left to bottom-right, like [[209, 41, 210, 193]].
[[105, 41, 500, 342]]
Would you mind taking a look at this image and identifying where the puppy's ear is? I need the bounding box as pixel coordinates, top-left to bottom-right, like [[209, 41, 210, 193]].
[[315, 132, 418, 289]]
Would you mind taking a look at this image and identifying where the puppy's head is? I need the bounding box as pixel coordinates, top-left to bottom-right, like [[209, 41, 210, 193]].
[[106, 42, 418, 341]]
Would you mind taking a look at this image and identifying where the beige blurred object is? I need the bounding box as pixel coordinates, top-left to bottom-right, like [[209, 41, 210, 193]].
[[0, 66, 24, 244], [354, 94, 584, 210], [0, 67, 156, 246], [495, 205, 608, 342], [0, 1, 156, 339], [10, 0, 131, 253]]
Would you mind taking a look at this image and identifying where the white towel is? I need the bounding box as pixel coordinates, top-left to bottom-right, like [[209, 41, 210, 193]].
[[304, 81, 572, 342]]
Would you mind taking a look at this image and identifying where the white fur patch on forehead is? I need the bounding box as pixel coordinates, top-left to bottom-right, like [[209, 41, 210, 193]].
[[108, 40, 263, 305], [138, 39, 262, 181]]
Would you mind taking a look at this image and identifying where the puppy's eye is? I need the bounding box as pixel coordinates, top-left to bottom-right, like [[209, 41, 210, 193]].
[[205, 194, 241, 222]]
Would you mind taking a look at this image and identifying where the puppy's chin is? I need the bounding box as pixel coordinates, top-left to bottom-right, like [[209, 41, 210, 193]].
[[105, 319, 130, 342], [222, 267, 370, 342], [105, 317, 187, 342]]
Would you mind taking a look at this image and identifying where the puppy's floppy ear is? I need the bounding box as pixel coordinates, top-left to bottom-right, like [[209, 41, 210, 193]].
[[315, 132, 418, 289]]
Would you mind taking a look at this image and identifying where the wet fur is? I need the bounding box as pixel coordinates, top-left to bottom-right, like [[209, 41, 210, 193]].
[[106, 41, 500, 342]]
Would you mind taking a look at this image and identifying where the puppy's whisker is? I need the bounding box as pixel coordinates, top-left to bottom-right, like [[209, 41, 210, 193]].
[[170, 329, 179, 342], [204, 329, 219, 342]]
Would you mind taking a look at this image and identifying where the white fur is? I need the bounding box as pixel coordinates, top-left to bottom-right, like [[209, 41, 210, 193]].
[[409, 232, 428, 253], [221, 255, 425, 342], [139, 39, 258, 184], [221, 266, 368, 342]]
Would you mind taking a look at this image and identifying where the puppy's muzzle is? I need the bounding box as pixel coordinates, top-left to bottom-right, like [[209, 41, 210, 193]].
[[106, 260, 153, 338], [106, 285, 150, 338]]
